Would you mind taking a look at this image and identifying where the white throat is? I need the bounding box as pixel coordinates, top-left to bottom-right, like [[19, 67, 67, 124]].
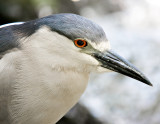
[[9, 27, 91, 124]]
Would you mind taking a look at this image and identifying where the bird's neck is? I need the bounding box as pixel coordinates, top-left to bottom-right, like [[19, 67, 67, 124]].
[[10, 48, 90, 124], [9, 28, 92, 123]]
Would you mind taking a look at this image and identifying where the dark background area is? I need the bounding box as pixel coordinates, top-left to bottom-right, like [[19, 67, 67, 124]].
[[0, 0, 122, 24]]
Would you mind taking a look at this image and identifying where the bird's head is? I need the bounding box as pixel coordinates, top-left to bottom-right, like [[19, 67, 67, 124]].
[[23, 13, 152, 86]]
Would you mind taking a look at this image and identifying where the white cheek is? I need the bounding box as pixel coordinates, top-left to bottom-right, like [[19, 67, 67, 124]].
[[80, 54, 112, 73], [80, 53, 99, 65], [96, 66, 112, 73]]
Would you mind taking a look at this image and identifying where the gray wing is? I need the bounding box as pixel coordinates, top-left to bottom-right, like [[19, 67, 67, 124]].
[[0, 24, 20, 58], [0, 23, 24, 124], [0, 21, 38, 57], [0, 21, 39, 123]]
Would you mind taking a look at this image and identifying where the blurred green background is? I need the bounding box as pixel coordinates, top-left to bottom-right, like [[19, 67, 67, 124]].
[[1, 0, 160, 124]]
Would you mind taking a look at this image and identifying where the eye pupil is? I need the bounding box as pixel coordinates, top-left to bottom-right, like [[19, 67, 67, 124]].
[[77, 40, 84, 46], [74, 39, 87, 48]]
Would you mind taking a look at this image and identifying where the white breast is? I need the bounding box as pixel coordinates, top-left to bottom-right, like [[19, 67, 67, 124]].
[[10, 60, 89, 124], [7, 27, 90, 124]]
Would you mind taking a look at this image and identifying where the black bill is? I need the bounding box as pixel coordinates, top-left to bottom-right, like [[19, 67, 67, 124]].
[[93, 50, 152, 86]]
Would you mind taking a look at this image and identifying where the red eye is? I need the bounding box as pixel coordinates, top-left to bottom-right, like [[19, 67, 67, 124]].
[[74, 39, 87, 48]]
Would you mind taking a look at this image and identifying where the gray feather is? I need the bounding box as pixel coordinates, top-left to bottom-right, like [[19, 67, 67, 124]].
[[37, 13, 107, 43], [0, 13, 107, 57], [0, 21, 38, 58]]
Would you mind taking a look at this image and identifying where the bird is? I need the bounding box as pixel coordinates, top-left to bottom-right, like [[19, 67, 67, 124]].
[[0, 13, 152, 124]]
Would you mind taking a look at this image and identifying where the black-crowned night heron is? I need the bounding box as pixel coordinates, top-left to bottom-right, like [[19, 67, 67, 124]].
[[0, 13, 152, 124]]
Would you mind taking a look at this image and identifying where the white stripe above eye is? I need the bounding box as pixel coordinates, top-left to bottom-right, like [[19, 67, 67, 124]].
[[0, 22, 24, 29]]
